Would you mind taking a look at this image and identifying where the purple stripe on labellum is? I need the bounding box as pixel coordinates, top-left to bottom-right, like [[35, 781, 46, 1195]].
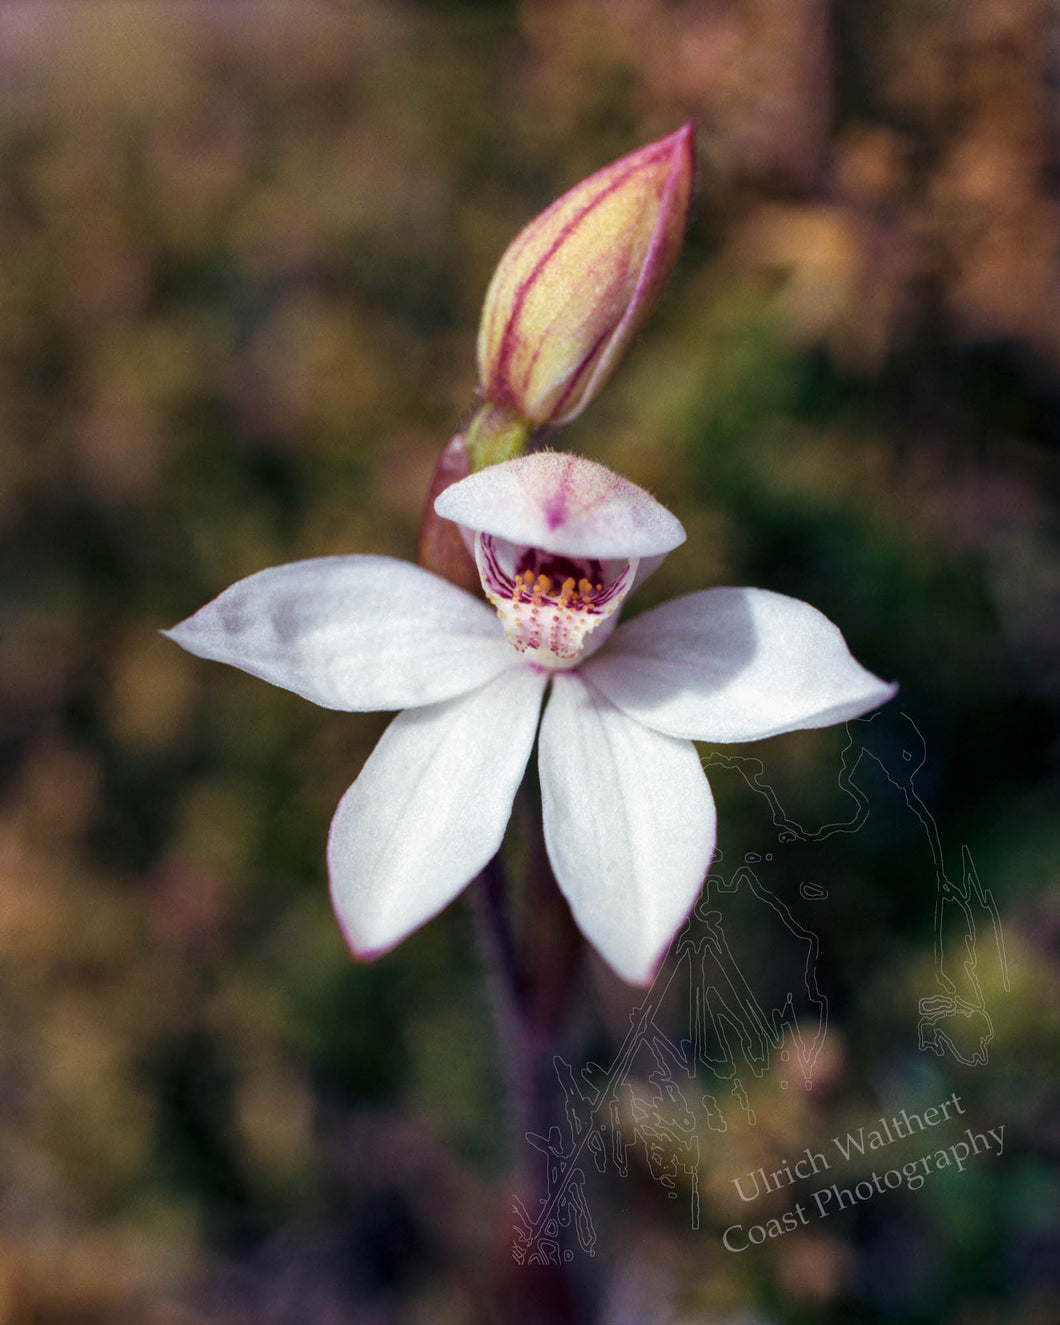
[[475, 532, 638, 666], [542, 468, 573, 532]]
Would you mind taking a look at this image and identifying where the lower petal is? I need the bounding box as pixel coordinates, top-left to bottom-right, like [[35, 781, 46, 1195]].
[[538, 672, 716, 986], [328, 665, 547, 958]]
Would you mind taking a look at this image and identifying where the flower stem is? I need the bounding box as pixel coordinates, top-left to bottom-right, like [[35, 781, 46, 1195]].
[[470, 791, 583, 1322], [465, 402, 534, 471]]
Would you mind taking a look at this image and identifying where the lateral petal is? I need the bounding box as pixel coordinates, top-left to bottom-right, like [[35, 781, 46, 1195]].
[[538, 672, 715, 986], [586, 587, 897, 742], [164, 555, 516, 711], [327, 665, 547, 957]]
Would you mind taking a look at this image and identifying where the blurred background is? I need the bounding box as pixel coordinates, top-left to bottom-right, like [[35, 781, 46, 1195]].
[[0, 1, 1057, 1320]]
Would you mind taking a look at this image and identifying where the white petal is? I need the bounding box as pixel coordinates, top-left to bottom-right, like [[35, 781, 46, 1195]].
[[164, 555, 516, 711], [328, 665, 547, 957], [585, 587, 898, 742], [434, 452, 685, 558], [538, 672, 715, 986]]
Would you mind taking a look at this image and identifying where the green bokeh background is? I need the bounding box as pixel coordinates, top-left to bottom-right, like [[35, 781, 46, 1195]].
[[0, 1, 1057, 1320]]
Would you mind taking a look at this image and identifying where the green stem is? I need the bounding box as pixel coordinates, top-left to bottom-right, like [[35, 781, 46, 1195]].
[[465, 403, 535, 470]]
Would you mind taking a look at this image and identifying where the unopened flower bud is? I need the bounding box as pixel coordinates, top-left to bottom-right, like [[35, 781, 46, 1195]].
[[476, 124, 695, 430]]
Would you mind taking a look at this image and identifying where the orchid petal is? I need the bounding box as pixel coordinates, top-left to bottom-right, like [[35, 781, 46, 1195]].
[[328, 664, 547, 958], [586, 587, 897, 742], [435, 452, 685, 559], [164, 555, 517, 711], [538, 672, 715, 986]]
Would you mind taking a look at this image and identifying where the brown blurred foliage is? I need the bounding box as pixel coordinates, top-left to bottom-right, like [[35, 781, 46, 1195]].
[[0, 1, 1057, 1322]]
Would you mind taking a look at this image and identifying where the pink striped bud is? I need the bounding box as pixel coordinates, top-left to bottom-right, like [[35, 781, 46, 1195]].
[[476, 125, 695, 429]]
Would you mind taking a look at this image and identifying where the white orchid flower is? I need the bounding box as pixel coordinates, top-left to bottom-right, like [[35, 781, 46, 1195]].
[[165, 452, 896, 985]]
